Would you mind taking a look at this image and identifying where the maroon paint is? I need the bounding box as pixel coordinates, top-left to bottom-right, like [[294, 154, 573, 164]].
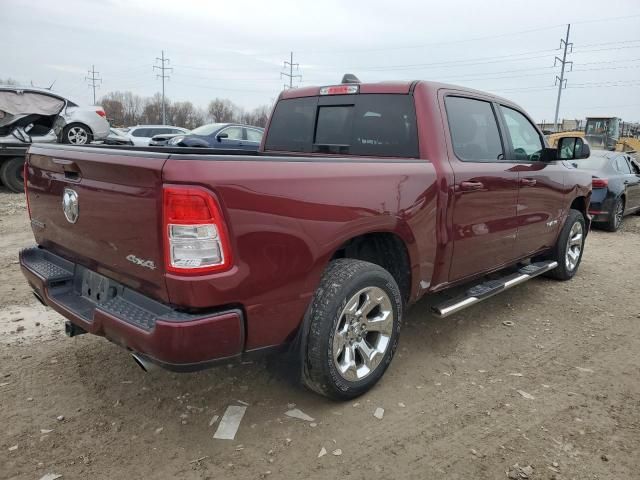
[[22, 80, 591, 367], [20, 255, 243, 364]]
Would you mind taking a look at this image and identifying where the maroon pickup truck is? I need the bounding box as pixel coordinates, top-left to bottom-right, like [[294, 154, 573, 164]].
[[20, 79, 592, 399]]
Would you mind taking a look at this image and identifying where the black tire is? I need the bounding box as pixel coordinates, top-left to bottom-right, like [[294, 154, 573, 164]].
[[62, 123, 92, 145], [302, 259, 402, 400], [0, 157, 25, 193], [603, 197, 624, 232], [545, 209, 586, 281]]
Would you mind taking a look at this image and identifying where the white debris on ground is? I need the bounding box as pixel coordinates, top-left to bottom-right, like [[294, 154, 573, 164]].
[[575, 366, 594, 373], [38, 475, 62, 480], [373, 407, 385, 419], [284, 408, 314, 422], [208, 415, 220, 427], [517, 390, 535, 400], [317, 447, 327, 458], [214, 405, 247, 440]]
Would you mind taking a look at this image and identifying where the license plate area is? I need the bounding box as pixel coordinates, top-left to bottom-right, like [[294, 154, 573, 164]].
[[81, 269, 121, 304]]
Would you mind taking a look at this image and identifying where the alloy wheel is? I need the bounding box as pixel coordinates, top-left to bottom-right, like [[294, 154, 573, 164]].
[[67, 126, 89, 144], [614, 200, 624, 229], [565, 221, 583, 271], [332, 286, 394, 381]]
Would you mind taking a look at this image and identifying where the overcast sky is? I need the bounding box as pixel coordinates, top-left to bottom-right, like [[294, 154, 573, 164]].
[[1, 0, 639, 122]]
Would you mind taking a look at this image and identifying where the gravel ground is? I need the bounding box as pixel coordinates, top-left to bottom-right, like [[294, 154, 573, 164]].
[[1, 187, 639, 480]]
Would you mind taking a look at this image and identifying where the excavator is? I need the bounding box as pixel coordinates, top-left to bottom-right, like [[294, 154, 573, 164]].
[[547, 116, 640, 153]]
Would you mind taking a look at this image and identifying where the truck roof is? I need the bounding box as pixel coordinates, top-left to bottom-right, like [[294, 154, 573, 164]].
[[280, 80, 517, 105]]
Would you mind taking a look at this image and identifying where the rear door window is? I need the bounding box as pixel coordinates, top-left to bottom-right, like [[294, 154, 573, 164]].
[[131, 128, 149, 137], [264, 94, 418, 157], [246, 128, 263, 142], [220, 126, 243, 140], [614, 156, 632, 174], [444, 96, 504, 162]]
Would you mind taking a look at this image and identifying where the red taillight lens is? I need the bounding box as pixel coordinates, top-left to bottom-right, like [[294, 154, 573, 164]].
[[163, 186, 232, 275], [96, 109, 106, 117], [592, 178, 608, 188]]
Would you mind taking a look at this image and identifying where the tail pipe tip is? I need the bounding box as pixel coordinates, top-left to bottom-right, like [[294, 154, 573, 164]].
[[131, 352, 156, 372]]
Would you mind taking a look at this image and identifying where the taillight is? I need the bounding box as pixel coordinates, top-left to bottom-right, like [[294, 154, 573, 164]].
[[592, 178, 608, 188], [96, 109, 106, 117], [24, 159, 31, 219], [319, 85, 359, 95], [163, 186, 232, 275]]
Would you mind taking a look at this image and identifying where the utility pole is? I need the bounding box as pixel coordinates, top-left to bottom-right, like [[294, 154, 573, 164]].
[[553, 24, 573, 133], [280, 52, 301, 89], [85, 65, 102, 105], [154, 50, 172, 124]]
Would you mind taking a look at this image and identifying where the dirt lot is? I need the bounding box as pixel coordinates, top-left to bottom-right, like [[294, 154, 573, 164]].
[[1, 187, 639, 480]]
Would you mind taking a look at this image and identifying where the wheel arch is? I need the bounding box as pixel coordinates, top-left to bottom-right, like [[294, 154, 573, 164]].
[[328, 230, 414, 306]]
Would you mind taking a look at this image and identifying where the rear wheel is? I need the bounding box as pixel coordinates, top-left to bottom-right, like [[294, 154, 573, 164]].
[[302, 259, 402, 400], [0, 157, 25, 193], [62, 123, 92, 145], [546, 209, 586, 281], [603, 197, 624, 232]]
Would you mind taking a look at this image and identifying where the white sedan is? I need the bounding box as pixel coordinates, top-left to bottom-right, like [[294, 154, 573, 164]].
[[126, 125, 189, 146]]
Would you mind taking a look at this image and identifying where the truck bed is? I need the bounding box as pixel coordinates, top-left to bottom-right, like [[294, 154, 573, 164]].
[[24, 143, 437, 353]]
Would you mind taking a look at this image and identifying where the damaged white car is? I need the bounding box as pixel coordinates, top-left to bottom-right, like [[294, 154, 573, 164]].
[[0, 87, 65, 144], [0, 87, 110, 145]]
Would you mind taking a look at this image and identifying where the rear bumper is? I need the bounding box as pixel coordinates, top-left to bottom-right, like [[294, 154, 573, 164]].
[[20, 246, 244, 370]]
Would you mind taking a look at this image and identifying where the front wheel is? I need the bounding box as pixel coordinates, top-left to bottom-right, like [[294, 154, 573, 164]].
[[546, 209, 586, 280], [302, 259, 402, 400], [62, 123, 92, 145]]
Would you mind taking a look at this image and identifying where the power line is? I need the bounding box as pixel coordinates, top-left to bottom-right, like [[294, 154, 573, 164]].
[[553, 24, 572, 131], [85, 65, 102, 105], [289, 13, 640, 57], [154, 50, 172, 124], [280, 52, 301, 89]]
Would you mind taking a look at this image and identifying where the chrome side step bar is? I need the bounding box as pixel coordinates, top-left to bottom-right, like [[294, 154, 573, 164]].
[[431, 260, 558, 318]]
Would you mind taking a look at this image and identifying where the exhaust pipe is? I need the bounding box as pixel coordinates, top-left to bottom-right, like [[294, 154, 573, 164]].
[[64, 321, 87, 337], [131, 352, 156, 372]]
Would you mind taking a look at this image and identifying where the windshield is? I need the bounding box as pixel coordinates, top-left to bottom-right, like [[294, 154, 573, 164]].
[[264, 94, 419, 157], [190, 123, 225, 136]]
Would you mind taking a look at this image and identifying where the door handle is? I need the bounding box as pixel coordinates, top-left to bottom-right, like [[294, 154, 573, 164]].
[[520, 177, 537, 187], [459, 181, 485, 191]]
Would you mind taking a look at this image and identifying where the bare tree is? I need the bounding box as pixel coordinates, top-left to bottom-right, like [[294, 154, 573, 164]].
[[169, 101, 205, 129], [140, 93, 165, 124], [207, 98, 238, 123], [99, 91, 267, 129], [241, 105, 271, 127], [100, 91, 144, 126]]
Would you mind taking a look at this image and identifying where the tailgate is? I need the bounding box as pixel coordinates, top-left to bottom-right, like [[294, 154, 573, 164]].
[[26, 145, 170, 302]]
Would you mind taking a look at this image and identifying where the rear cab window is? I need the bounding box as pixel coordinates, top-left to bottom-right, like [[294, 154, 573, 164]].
[[264, 94, 418, 158]]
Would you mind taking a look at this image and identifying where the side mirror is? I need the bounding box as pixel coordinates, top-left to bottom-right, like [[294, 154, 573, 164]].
[[557, 136, 590, 160], [216, 132, 229, 142]]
